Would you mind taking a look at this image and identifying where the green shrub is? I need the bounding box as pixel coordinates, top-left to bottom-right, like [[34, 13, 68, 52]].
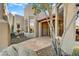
[[72, 48, 79, 56]]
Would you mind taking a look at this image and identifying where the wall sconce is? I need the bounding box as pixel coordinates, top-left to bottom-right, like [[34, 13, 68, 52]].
[[77, 11, 79, 17], [76, 4, 79, 17], [76, 4, 79, 7]]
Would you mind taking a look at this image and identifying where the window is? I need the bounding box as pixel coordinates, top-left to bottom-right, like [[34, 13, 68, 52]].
[[76, 4, 79, 41], [17, 24, 20, 33], [57, 4, 64, 36], [76, 13, 79, 41], [17, 24, 20, 28], [29, 19, 34, 33], [27, 18, 35, 33]]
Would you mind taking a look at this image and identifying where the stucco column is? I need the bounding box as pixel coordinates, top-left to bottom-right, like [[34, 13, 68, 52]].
[[55, 6, 58, 37], [39, 22, 42, 37], [12, 15, 15, 32], [28, 19, 30, 33], [34, 19, 38, 37], [0, 4, 3, 20], [24, 19, 28, 32]]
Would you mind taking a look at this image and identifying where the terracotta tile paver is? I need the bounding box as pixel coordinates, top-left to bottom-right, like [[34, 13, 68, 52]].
[[18, 36, 52, 51]]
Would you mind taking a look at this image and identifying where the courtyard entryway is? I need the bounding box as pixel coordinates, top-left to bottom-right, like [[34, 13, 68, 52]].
[[17, 36, 53, 56]]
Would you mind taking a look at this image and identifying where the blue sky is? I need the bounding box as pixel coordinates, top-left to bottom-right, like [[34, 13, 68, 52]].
[[7, 3, 28, 16]]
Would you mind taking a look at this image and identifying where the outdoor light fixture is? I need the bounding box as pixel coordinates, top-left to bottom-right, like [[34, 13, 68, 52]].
[[76, 4, 79, 17], [77, 10, 79, 17], [76, 4, 79, 7]]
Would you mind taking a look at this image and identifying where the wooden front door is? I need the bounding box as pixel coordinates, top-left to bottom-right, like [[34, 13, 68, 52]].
[[42, 22, 49, 36]]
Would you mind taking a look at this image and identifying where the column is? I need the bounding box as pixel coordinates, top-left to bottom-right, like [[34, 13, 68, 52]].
[[34, 19, 38, 37], [28, 19, 30, 33], [0, 4, 3, 19], [39, 22, 42, 37], [55, 6, 58, 38]]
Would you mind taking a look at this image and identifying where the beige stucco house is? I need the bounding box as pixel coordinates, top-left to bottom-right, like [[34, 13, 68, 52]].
[[0, 3, 79, 55], [24, 3, 79, 54]]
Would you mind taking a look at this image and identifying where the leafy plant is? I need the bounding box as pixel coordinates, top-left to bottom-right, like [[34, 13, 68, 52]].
[[72, 48, 79, 56]]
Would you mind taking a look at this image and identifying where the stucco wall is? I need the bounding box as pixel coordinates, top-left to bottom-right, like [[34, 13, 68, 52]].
[[0, 4, 10, 51], [24, 4, 32, 19], [0, 20, 10, 51], [37, 12, 46, 21]]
